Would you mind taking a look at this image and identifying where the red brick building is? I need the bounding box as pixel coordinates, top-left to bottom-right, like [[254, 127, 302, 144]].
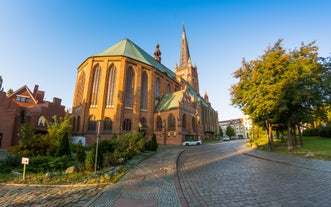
[[0, 85, 65, 149]]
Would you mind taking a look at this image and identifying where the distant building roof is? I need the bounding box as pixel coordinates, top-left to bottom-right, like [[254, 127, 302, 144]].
[[93, 38, 176, 79]]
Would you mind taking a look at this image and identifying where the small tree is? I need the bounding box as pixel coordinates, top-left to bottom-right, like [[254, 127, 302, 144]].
[[56, 132, 71, 157], [150, 133, 158, 151], [75, 140, 86, 163], [226, 126, 236, 138]]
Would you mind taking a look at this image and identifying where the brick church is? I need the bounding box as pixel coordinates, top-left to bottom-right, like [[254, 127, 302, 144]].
[[71, 27, 218, 145]]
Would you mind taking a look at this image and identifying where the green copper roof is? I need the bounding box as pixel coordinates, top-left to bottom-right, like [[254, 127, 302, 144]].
[[94, 38, 176, 79], [155, 91, 184, 112]]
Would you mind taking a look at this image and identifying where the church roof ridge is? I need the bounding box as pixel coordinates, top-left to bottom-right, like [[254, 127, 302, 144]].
[[93, 38, 176, 79]]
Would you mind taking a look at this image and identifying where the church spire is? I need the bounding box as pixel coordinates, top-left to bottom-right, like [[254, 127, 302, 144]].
[[180, 25, 191, 67], [175, 26, 200, 93]]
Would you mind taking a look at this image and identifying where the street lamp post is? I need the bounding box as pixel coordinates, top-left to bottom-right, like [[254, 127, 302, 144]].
[[94, 120, 101, 173]]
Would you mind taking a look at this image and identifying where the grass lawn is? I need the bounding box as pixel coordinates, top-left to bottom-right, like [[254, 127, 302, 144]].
[[250, 136, 331, 161]]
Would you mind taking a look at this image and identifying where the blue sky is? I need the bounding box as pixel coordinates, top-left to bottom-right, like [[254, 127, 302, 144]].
[[1, 0, 331, 120]]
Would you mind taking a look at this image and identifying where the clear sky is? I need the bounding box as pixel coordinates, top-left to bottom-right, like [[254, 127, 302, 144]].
[[1, 0, 331, 120]]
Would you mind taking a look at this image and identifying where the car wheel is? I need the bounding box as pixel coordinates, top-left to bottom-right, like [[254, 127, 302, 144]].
[[185, 143, 189, 146], [197, 142, 200, 145]]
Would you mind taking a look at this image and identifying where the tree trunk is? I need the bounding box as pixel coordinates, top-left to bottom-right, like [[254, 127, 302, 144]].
[[287, 120, 293, 152], [266, 119, 273, 150], [298, 124, 303, 146]]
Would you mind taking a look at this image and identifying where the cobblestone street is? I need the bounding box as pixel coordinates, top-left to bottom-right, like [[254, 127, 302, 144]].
[[0, 184, 106, 206], [178, 140, 331, 207]]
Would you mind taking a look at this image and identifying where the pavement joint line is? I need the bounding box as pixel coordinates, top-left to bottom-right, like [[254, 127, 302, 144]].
[[233, 147, 331, 174]]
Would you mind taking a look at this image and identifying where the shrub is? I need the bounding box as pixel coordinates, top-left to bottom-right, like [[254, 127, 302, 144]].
[[149, 133, 158, 151], [0, 153, 20, 174], [85, 143, 103, 172], [56, 132, 71, 157], [75, 140, 86, 164]]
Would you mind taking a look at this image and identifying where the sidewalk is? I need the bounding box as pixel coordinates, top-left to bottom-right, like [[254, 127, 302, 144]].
[[86, 145, 187, 207]]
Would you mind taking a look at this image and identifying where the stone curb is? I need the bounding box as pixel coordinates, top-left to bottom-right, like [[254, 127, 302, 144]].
[[174, 149, 188, 207]]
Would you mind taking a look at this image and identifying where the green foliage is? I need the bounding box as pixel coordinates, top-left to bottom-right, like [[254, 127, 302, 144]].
[[0, 153, 20, 174], [85, 143, 103, 172], [75, 140, 86, 163], [231, 39, 331, 150], [56, 132, 71, 157], [226, 126, 236, 138], [219, 126, 224, 137], [47, 112, 72, 144], [17, 123, 35, 141], [28, 156, 73, 173], [303, 125, 331, 138], [149, 134, 158, 151], [9, 133, 57, 157]]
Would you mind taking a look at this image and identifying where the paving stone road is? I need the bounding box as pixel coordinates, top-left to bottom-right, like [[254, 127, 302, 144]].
[[178, 140, 331, 207]]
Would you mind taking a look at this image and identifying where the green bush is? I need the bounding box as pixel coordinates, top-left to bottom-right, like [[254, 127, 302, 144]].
[[56, 132, 71, 157], [75, 140, 86, 164], [85, 144, 103, 172], [149, 134, 158, 151], [28, 156, 74, 173], [0, 153, 21, 174]]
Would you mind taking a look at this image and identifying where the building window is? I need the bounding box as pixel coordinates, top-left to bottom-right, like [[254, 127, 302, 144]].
[[104, 117, 112, 132], [166, 84, 170, 94], [140, 117, 147, 128], [75, 71, 85, 106], [192, 117, 196, 131], [77, 116, 80, 131], [90, 65, 101, 107], [88, 115, 96, 131], [38, 116, 47, 127], [141, 72, 148, 111], [16, 95, 30, 103], [182, 114, 187, 130], [156, 116, 162, 131], [123, 119, 131, 132], [106, 65, 117, 108], [168, 113, 176, 130], [155, 78, 160, 99], [125, 67, 134, 109]]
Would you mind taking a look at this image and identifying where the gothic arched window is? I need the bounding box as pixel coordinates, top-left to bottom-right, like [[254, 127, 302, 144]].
[[125, 67, 134, 109], [168, 113, 176, 130], [192, 117, 196, 132], [75, 71, 85, 106], [155, 78, 160, 99], [90, 65, 101, 107], [104, 117, 112, 132], [77, 116, 80, 131], [156, 116, 162, 131], [106, 65, 117, 108], [182, 114, 187, 130], [123, 119, 132, 132], [141, 71, 148, 111], [88, 115, 96, 131], [166, 83, 170, 94], [140, 117, 147, 128]]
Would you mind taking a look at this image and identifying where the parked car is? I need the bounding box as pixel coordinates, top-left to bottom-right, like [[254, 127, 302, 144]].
[[222, 136, 230, 141], [182, 140, 202, 146]]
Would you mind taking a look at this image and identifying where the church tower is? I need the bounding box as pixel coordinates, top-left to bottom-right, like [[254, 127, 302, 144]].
[[175, 26, 200, 93]]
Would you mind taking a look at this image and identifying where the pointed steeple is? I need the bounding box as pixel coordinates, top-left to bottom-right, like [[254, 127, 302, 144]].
[[175, 26, 200, 93], [180, 25, 191, 67]]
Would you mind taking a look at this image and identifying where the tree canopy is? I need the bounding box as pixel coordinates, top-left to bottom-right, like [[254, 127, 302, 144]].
[[230, 39, 331, 151]]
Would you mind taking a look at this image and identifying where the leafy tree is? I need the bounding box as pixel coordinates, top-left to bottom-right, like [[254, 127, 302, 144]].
[[75, 140, 86, 163], [56, 132, 71, 157], [7, 88, 13, 95], [226, 126, 236, 138], [219, 126, 224, 137], [0, 75, 3, 91], [231, 39, 329, 151]]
